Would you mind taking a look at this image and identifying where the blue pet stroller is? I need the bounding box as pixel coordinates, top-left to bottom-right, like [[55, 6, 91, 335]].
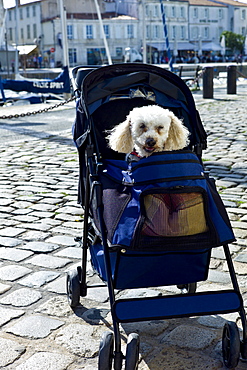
[[67, 63, 247, 369]]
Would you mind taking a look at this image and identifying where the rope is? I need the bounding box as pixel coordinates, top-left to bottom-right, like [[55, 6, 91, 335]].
[[237, 70, 247, 79]]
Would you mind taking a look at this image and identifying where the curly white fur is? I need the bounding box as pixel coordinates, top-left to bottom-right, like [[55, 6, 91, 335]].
[[106, 105, 190, 157]]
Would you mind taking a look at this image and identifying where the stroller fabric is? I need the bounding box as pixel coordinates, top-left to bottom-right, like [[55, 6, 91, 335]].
[[92, 150, 235, 252]]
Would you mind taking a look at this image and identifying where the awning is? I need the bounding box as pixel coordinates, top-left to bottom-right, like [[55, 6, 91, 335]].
[[147, 43, 166, 51], [147, 42, 196, 51], [17, 45, 38, 55], [201, 42, 222, 51], [175, 42, 196, 51]]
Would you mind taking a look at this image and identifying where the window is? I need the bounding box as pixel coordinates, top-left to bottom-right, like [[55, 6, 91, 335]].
[[20, 9, 23, 20], [116, 47, 122, 57], [172, 25, 176, 39], [21, 28, 24, 40], [154, 5, 159, 17], [146, 25, 150, 39], [241, 9, 246, 20], [171, 6, 176, 17], [32, 5, 36, 17], [204, 27, 209, 39], [103, 24, 110, 38], [9, 28, 13, 41], [33, 24, 37, 39], [127, 24, 134, 38], [69, 48, 77, 65], [154, 25, 159, 39], [86, 25, 93, 39], [67, 25, 73, 39], [180, 7, 184, 18], [193, 8, 198, 18], [162, 5, 166, 17], [218, 9, 223, 19], [204, 8, 209, 19], [181, 26, 185, 39], [9, 10, 12, 21], [145, 5, 149, 17], [192, 27, 198, 39], [27, 24, 31, 39], [26, 6, 30, 18], [242, 27, 246, 36]]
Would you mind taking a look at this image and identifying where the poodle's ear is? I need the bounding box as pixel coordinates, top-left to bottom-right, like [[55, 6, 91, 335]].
[[106, 118, 133, 154], [165, 113, 190, 151]]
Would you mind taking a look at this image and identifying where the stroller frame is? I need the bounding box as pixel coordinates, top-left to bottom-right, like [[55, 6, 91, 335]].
[[67, 63, 247, 370]]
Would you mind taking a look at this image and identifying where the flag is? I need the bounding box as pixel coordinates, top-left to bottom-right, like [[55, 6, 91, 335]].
[[244, 36, 247, 55], [220, 35, 226, 56]]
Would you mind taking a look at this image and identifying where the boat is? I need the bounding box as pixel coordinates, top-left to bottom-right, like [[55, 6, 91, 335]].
[[0, 66, 70, 105]]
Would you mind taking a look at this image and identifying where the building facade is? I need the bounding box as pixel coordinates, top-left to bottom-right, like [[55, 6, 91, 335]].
[[4, 0, 247, 68]]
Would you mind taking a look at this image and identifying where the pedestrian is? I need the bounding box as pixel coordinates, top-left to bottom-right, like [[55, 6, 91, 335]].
[[33, 55, 38, 68], [38, 54, 42, 68], [11, 60, 15, 73]]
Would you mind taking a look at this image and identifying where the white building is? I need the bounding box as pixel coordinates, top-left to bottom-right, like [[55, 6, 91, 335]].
[[4, 0, 42, 68], [4, 0, 247, 67]]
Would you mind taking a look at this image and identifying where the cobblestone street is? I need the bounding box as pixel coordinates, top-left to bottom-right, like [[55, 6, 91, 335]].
[[0, 80, 247, 369]]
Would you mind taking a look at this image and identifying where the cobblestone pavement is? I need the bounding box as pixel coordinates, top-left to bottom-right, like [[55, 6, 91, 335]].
[[0, 80, 247, 369]]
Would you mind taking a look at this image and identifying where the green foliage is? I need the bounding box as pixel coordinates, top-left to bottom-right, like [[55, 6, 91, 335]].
[[221, 31, 245, 54]]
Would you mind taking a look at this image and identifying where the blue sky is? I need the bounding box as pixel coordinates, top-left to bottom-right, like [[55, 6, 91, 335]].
[[3, 0, 40, 8], [3, 0, 247, 8]]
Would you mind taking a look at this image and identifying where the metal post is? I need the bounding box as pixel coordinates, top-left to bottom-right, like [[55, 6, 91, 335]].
[[227, 65, 237, 94], [94, 0, 112, 65], [15, 1, 19, 76], [142, 0, 147, 63], [203, 67, 213, 99], [59, 0, 69, 68]]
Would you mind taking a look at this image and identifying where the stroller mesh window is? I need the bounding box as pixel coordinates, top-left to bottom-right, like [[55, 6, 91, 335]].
[[141, 192, 208, 237]]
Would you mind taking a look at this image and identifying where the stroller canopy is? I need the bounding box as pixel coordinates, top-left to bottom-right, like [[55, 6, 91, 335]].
[[73, 63, 207, 159]]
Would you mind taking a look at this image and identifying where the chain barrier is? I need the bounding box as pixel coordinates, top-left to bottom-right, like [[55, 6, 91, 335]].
[[186, 68, 206, 87], [0, 95, 76, 120]]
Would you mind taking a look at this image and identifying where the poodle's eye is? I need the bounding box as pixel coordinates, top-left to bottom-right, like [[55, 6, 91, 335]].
[[157, 125, 164, 132], [140, 123, 146, 129]]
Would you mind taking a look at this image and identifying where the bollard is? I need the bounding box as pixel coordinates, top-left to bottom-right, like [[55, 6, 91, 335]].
[[203, 67, 213, 99], [227, 65, 237, 94]]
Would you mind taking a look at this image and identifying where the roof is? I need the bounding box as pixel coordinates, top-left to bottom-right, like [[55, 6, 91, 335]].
[[188, 0, 226, 5], [211, 0, 247, 6], [189, 0, 247, 6]]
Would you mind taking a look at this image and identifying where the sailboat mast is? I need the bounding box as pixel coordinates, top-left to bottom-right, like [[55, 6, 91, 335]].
[[93, 0, 112, 65], [59, 0, 69, 68], [142, 0, 147, 63], [15, 0, 19, 75]]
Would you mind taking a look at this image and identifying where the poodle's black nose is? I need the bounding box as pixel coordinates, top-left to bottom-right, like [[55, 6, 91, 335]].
[[145, 137, 156, 147]]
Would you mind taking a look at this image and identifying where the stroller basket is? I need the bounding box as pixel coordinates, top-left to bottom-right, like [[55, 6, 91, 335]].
[[90, 244, 211, 290]]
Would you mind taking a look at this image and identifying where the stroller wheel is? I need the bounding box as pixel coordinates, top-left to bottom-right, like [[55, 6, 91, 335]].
[[125, 333, 140, 370], [66, 269, 81, 308], [222, 321, 240, 369], [177, 282, 197, 294], [98, 331, 114, 370]]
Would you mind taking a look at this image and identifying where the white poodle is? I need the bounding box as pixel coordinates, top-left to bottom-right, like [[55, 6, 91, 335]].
[[106, 105, 190, 158]]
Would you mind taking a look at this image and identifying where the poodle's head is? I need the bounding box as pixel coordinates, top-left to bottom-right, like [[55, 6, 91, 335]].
[[106, 105, 190, 157]]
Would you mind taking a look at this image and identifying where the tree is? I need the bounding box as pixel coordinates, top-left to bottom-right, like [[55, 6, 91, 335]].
[[220, 31, 245, 54]]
